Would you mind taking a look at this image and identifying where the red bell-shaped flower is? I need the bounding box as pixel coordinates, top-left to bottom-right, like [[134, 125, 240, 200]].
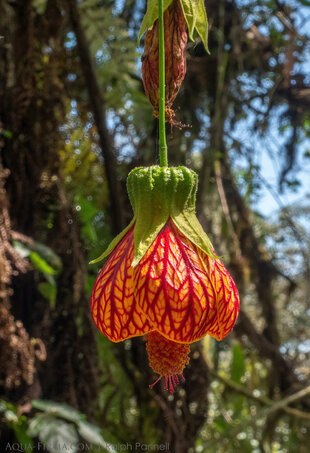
[[91, 166, 239, 393]]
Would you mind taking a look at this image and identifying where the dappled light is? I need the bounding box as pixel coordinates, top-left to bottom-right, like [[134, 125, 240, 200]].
[[0, 0, 310, 452]]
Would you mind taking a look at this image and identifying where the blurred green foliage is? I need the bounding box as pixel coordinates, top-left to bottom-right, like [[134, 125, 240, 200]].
[[1, 0, 310, 452]]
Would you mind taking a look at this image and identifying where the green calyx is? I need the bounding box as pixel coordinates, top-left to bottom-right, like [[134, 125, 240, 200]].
[[128, 165, 216, 266], [90, 166, 217, 266]]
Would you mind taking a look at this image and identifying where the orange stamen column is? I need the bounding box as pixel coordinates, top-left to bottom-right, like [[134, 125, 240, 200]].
[[146, 331, 190, 393]]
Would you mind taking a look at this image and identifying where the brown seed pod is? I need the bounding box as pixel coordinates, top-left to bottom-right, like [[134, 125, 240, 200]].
[[142, 0, 187, 127]]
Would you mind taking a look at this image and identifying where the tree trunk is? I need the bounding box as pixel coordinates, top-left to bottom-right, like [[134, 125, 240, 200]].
[[0, 0, 98, 416]]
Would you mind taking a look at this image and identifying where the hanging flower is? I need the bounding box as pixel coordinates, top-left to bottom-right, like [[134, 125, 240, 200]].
[[91, 166, 239, 394], [142, 0, 187, 127]]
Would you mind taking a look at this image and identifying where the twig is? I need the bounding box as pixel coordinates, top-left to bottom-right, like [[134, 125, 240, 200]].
[[214, 159, 242, 259], [210, 370, 310, 421], [267, 386, 310, 414], [209, 369, 270, 406]]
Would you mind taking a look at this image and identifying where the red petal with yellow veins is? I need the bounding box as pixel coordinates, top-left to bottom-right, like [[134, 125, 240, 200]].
[[134, 221, 239, 343], [91, 227, 151, 342], [197, 248, 239, 341]]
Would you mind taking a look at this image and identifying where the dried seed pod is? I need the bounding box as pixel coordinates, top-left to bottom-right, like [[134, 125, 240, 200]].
[[142, 0, 187, 127]]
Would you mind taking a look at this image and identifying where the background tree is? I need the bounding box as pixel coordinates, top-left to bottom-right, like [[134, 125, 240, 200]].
[[0, 0, 309, 452]]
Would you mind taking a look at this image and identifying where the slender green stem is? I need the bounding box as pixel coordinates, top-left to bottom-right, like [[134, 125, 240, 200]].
[[158, 0, 168, 167]]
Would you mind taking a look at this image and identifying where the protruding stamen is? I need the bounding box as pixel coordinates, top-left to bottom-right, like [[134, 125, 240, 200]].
[[149, 375, 162, 389], [173, 375, 179, 385], [169, 376, 175, 394], [146, 331, 190, 394], [149, 374, 185, 394]]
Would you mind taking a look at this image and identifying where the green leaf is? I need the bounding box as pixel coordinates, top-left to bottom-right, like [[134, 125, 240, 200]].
[[195, 0, 209, 52], [230, 343, 245, 383], [0, 401, 33, 453], [138, 0, 174, 41], [32, 400, 84, 423], [179, 0, 200, 41], [31, 242, 62, 272], [38, 282, 57, 308], [13, 241, 31, 258], [1, 129, 13, 138], [138, 0, 209, 51], [232, 394, 245, 415], [14, 240, 62, 272], [75, 194, 99, 223], [13, 424, 34, 453], [4, 409, 19, 423], [0, 401, 6, 412], [0, 400, 19, 413], [28, 415, 78, 453], [214, 417, 230, 433], [82, 223, 97, 242], [32, 0, 48, 15], [304, 149, 310, 158], [29, 252, 56, 275], [77, 420, 106, 447], [179, 0, 209, 51]]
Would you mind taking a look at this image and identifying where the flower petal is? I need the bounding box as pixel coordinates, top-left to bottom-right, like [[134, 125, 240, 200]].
[[197, 247, 239, 341], [91, 227, 151, 342], [134, 221, 239, 343]]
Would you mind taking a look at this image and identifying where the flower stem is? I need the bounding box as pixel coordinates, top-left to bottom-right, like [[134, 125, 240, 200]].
[[158, 0, 168, 167]]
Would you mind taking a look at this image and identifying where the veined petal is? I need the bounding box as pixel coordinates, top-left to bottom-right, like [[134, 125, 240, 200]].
[[197, 248, 239, 341], [134, 220, 239, 343], [91, 227, 151, 342]]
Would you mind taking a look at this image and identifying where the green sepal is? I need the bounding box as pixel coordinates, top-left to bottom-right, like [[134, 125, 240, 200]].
[[89, 218, 135, 264], [90, 166, 217, 267], [127, 166, 217, 266], [127, 166, 181, 266], [169, 166, 216, 259], [172, 212, 217, 260], [138, 0, 209, 52]]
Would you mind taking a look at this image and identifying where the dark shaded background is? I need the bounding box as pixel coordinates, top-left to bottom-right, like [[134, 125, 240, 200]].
[[0, 0, 310, 452]]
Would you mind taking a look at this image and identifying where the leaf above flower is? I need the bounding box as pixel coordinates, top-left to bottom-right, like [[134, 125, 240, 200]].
[[138, 0, 209, 52]]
